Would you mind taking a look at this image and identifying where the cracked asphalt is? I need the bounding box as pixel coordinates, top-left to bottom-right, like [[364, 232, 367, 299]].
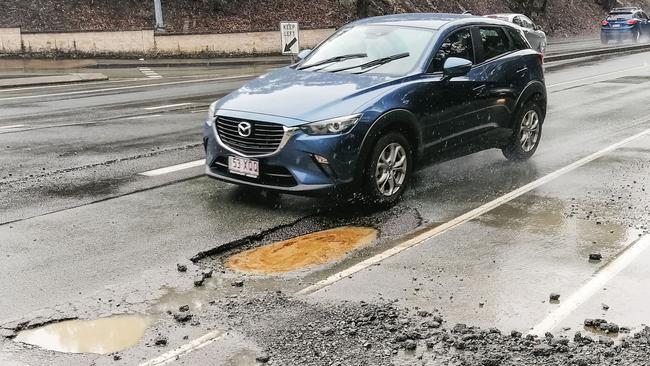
[[1, 50, 650, 365]]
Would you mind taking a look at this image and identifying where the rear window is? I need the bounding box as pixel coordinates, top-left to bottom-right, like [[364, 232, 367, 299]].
[[478, 27, 512, 61], [505, 27, 529, 50], [607, 12, 634, 20]]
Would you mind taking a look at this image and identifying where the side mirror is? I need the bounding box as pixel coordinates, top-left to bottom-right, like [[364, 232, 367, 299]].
[[296, 49, 312, 61], [442, 57, 473, 81]]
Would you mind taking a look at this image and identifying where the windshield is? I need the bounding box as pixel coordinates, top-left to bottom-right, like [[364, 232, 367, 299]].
[[607, 12, 634, 20], [299, 25, 436, 75]]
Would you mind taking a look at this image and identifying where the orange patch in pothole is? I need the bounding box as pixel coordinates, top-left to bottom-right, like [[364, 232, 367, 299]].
[[225, 226, 378, 274]]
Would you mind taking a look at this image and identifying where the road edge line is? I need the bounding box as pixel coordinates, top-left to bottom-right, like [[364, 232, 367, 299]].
[[296, 125, 650, 296]]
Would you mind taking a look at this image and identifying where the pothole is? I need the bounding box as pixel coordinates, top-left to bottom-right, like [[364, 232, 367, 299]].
[[225, 226, 378, 274], [14, 314, 152, 355]]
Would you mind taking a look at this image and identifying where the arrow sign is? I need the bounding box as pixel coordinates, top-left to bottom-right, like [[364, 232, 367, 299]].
[[280, 22, 300, 55], [284, 38, 297, 53]]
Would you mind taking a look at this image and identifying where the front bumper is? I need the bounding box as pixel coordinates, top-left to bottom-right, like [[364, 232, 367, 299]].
[[203, 117, 367, 193]]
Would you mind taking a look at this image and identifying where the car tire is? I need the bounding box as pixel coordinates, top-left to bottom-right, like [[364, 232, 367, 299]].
[[502, 101, 543, 162], [362, 132, 412, 206]]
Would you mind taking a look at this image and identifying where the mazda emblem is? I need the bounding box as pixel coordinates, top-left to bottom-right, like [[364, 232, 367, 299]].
[[237, 122, 252, 137]]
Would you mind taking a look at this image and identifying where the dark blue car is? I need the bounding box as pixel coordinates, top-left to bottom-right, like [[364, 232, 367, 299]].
[[601, 7, 650, 44], [203, 13, 546, 205]]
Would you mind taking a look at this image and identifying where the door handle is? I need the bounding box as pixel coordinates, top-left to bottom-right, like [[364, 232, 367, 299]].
[[473, 84, 487, 96], [516, 66, 528, 74]]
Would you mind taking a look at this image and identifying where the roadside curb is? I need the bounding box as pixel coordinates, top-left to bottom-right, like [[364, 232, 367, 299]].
[[89, 57, 292, 69], [0, 73, 108, 88]]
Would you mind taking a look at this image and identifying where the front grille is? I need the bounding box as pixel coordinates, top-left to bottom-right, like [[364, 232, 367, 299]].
[[216, 116, 285, 156]]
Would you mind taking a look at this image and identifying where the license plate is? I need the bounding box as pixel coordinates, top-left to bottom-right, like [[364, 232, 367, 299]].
[[612, 24, 621, 28], [228, 156, 259, 178]]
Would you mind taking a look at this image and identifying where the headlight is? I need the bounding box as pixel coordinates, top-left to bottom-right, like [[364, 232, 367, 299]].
[[206, 101, 218, 126], [300, 114, 361, 135]]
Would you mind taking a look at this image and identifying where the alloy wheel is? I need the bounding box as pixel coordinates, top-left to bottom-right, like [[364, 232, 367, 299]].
[[375, 142, 407, 196], [519, 110, 540, 152]]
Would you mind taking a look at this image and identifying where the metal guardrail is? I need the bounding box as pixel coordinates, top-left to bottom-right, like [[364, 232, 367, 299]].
[[545, 43, 650, 62]]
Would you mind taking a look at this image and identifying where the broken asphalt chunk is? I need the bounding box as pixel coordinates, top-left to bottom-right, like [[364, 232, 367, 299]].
[[193, 276, 205, 287], [173, 312, 193, 323], [589, 253, 602, 261]]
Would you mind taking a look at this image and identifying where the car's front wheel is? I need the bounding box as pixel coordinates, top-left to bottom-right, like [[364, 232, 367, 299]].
[[362, 132, 412, 205], [502, 101, 543, 161]]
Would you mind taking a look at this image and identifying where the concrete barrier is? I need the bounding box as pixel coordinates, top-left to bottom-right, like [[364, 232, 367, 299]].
[[155, 28, 334, 55], [21, 30, 155, 54], [0, 28, 22, 53], [0, 27, 335, 56]]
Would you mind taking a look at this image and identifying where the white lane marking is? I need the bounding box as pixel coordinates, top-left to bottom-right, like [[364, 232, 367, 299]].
[[144, 103, 193, 111], [0, 124, 27, 129], [125, 114, 162, 120], [0, 74, 256, 102], [139, 160, 205, 176], [138, 330, 225, 366], [530, 234, 650, 336], [297, 124, 650, 295], [547, 64, 650, 88], [139, 67, 164, 79]]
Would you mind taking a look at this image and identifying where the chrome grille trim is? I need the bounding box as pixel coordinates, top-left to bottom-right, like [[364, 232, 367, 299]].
[[214, 116, 297, 158]]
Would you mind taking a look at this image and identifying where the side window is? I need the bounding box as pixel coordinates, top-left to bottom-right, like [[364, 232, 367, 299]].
[[513, 16, 523, 27], [478, 27, 511, 62], [520, 16, 535, 29], [505, 27, 529, 50], [428, 28, 474, 73]]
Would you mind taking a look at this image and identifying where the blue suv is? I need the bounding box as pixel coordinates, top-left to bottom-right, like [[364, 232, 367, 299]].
[[601, 7, 650, 44], [204, 13, 546, 205]]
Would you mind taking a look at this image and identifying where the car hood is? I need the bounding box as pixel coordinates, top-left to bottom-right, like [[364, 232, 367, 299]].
[[215, 67, 401, 126]]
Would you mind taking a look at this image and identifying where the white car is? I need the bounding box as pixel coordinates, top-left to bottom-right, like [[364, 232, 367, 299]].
[[485, 13, 547, 54]]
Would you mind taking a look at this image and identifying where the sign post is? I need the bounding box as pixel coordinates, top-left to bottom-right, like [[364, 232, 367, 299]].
[[280, 22, 300, 60]]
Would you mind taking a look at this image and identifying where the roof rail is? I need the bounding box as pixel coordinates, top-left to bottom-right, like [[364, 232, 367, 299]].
[[610, 7, 641, 12]]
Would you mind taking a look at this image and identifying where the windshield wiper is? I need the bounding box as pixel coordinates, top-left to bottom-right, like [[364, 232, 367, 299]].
[[297, 53, 368, 70], [328, 52, 410, 73]]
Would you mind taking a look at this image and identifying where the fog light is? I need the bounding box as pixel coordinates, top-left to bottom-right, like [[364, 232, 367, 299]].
[[314, 155, 329, 164]]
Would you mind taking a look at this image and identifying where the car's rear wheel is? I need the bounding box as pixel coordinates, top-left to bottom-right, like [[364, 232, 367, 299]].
[[502, 101, 543, 161], [362, 132, 412, 206]]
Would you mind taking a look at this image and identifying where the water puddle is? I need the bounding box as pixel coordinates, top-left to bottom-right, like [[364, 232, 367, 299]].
[[225, 226, 378, 274], [14, 314, 152, 355], [148, 286, 212, 314]]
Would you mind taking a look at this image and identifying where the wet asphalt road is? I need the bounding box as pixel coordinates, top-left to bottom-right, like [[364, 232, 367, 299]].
[[1, 50, 650, 365]]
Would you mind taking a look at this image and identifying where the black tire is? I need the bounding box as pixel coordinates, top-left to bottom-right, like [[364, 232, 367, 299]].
[[502, 101, 543, 161], [361, 132, 413, 206]]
